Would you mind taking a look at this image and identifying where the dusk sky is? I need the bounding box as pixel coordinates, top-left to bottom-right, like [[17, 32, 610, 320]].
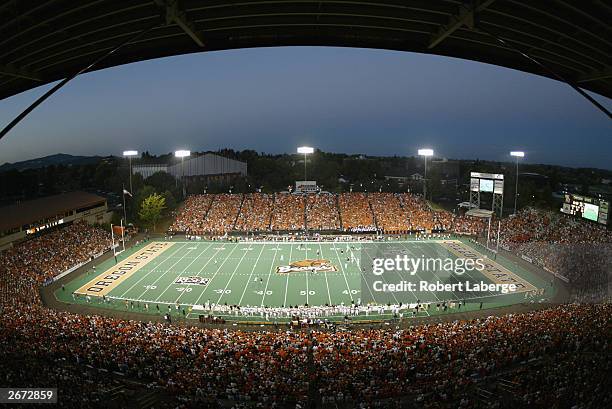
[[0, 46, 610, 169]]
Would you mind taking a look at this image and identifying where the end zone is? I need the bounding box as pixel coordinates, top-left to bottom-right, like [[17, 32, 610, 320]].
[[442, 240, 537, 293], [74, 241, 174, 297]]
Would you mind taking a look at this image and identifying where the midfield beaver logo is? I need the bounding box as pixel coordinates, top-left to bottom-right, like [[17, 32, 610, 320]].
[[174, 276, 210, 286], [276, 259, 337, 274]]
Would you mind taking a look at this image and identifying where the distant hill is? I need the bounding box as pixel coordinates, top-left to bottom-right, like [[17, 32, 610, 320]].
[[0, 153, 102, 173]]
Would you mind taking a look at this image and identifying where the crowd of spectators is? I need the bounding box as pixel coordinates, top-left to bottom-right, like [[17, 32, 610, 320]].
[[338, 192, 376, 232], [2, 289, 609, 407], [451, 215, 487, 235], [199, 194, 242, 234], [0, 221, 610, 408], [234, 193, 273, 231], [399, 193, 438, 231], [305, 194, 341, 230], [170, 193, 487, 237], [369, 193, 409, 232], [0, 222, 111, 304], [499, 207, 612, 246], [498, 208, 612, 302], [169, 194, 213, 235], [270, 193, 305, 231]]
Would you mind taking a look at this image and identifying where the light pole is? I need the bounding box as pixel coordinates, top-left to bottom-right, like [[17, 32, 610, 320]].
[[122, 150, 138, 194], [297, 146, 314, 181], [510, 151, 524, 215], [418, 148, 434, 200], [175, 150, 190, 198]]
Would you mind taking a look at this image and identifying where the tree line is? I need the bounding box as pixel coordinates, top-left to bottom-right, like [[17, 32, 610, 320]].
[[1, 150, 610, 218]]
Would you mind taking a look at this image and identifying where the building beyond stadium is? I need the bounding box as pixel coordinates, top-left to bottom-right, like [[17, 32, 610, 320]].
[[0, 191, 110, 250], [133, 152, 247, 184]]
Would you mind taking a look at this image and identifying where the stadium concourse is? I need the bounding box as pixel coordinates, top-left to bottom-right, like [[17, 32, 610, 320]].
[[0, 200, 610, 407]]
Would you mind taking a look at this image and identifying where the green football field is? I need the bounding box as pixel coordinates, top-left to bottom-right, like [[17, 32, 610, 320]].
[[56, 238, 551, 322]]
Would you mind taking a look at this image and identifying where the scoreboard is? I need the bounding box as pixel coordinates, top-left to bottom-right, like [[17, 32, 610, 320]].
[[470, 172, 504, 194], [469, 172, 504, 217], [295, 180, 318, 194], [561, 194, 609, 225]]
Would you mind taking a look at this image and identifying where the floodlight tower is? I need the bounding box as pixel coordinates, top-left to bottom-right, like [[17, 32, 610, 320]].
[[175, 150, 190, 198], [297, 146, 314, 181], [510, 151, 525, 215], [122, 150, 138, 194], [418, 148, 434, 200]]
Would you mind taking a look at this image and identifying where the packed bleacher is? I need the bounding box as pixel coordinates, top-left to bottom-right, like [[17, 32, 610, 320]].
[[0, 222, 111, 304], [399, 193, 436, 231], [451, 214, 487, 235], [498, 207, 612, 302], [234, 193, 273, 231], [305, 193, 340, 230], [199, 194, 242, 234], [369, 192, 409, 232], [270, 193, 305, 231], [0, 221, 610, 408], [169, 194, 213, 235], [499, 207, 612, 246], [338, 192, 376, 232], [169, 192, 487, 237]]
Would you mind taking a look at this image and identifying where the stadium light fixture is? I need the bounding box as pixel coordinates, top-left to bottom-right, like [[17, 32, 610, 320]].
[[510, 151, 525, 215], [175, 150, 191, 198], [297, 146, 314, 181], [418, 148, 434, 199], [175, 150, 190, 158], [297, 146, 314, 154], [123, 150, 138, 157]]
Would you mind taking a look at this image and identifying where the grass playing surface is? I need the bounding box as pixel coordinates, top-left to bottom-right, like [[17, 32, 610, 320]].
[[57, 238, 550, 322]]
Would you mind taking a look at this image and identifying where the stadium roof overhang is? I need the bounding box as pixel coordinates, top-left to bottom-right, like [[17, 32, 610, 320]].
[[0, 0, 611, 102], [0, 191, 106, 232]]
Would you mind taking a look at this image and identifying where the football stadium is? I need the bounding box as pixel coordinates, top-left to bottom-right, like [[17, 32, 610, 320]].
[[56, 211, 547, 323], [1, 2, 611, 409]]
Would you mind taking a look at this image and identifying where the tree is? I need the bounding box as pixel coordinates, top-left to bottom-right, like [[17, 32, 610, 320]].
[[162, 190, 177, 211], [133, 185, 156, 219], [145, 171, 178, 196], [138, 193, 166, 231]]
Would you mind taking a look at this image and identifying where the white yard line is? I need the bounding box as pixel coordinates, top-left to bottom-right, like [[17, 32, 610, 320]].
[[283, 243, 293, 307], [319, 242, 332, 305], [384, 243, 421, 304], [331, 243, 355, 300], [402, 242, 454, 303], [191, 244, 241, 306], [153, 244, 212, 303], [349, 244, 378, 303], [305, 243, 309, 305], [173, 243, 225, 304], [306, 271, 309, 305], [360, 244, 401, 306], [261, 244, 280, 307], [215, 245, 251, 304], [238, 244, 266, 305], [117, 243, 188, 299]]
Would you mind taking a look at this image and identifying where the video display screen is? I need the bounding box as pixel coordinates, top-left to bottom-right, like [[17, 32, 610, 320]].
[[561, 194, 609, 225], [583, 203, 599, 221], [479, 179, 494, 192]]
